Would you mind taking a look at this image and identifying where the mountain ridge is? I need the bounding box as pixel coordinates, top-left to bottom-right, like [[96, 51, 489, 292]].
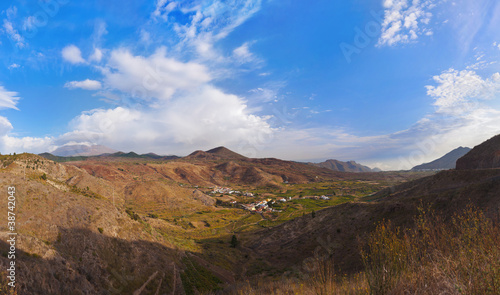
[[411, 146, 471, 171], [311, 159, 379, 172]]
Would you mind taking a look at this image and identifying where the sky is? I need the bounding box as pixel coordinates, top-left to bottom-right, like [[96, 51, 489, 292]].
[[0, 0, 500, 170]]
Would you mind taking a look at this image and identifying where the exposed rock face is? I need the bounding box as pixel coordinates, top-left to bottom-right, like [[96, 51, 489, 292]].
[[456, 134, 500, 170], [412, 146, 471, 171]]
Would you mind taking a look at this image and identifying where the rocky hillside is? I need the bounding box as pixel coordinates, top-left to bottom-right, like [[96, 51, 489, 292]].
[[311, 159, 377, 172], [456, 134, 500, 170], [0, 154, 222, 294], [411, 146, 471, 171]]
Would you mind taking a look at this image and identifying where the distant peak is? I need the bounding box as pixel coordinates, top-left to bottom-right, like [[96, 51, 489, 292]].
[[186, 147, 246, 160], [206, 146, 230, 153], [205, 147, 246, 158]]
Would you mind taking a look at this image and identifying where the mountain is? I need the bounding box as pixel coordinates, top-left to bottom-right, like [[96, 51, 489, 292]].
[[411, 146, 471, 171], [311, 159, 378, 172], [40, 151, 180, 162], [50, 144, 117, 157], [456, 134, 500, 170], [186, 146, 247, 160]]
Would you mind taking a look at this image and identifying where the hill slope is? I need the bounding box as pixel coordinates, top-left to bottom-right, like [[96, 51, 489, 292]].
[[456, 134, 500, 170], [312, 159, 376, 172], [411, 146, 471, 171]]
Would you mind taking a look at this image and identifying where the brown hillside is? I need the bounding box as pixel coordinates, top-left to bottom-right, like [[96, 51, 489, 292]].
[[456, 134, 500, 170], [246, 168, 500, 274]]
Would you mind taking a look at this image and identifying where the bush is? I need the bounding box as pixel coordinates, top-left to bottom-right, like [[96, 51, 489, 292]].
[[125, 209, 140, 221], [98, 227, 104, 234], [40, 173, 47, 180]]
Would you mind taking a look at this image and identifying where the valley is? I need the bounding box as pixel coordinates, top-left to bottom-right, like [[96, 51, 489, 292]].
[[0, 140, 499, 294]]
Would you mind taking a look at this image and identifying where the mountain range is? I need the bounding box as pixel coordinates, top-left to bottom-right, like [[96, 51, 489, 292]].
[[44, 145, 380, 173], [411, 146, 471, 171], [310, 159, 380, 172], [50, 144, 117, 157]]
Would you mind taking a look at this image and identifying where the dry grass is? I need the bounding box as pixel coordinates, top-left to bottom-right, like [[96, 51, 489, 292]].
[[218, 205, 500, 295], [362, 205, 500, 295]]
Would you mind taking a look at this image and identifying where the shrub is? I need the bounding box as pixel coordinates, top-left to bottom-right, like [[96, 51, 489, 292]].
[[230, 235, 238, 248], [98, 227, 104, 234]]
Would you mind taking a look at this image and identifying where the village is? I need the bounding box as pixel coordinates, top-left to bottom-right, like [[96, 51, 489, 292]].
[[209, 186, 332, 213]]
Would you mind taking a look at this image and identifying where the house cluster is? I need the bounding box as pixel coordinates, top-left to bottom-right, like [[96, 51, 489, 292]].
[[302, 195, 331, 200], [241, 199, 281, 213], [210, 186, 254, 197], [211, 186, 234, 194]]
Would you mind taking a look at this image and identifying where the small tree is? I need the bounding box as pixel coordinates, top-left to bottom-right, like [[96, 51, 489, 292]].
[[41, 173, 47, 180], [230, 235, 238, 248]]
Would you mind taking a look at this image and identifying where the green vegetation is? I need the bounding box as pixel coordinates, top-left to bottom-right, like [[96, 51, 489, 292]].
[[69, 185, 102, 199], [180, 256, 222, 295], [230, 235, 238, 248], [125, 209, 141, 221], [38, 153, 88, 162]]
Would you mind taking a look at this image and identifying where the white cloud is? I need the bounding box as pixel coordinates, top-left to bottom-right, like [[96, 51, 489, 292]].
[[102, 47, 211, 102], [1, 135, 54, 154], [0, 85, 20, 110], [378, 0, 435, 46], [153, 0, 178, 19], [64, 79, 102, 90], [89, 48, 103, 62], [170, 0, 262, 60], [233, 42, 261, 65], [54, 85, 273, 154], [3, 20, 25, 48], [0, 116, 13, 136], [37, 48, 273, 154], [426, 69, 500, 114], [62, 45, 85, 64], [8, 63, 20, 70]]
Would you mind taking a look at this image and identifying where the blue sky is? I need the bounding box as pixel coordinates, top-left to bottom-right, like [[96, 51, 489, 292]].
[[1, 0, 500, 170]]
